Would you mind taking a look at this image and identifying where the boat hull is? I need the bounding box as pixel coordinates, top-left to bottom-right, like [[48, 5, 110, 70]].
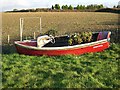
[[15, 40, 110, 56]]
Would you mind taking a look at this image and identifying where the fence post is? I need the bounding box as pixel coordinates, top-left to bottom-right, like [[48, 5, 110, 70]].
[[7, 35, 10, 44], [20, 18, 24, 41], [40, 17, 42, 34], [34, 32, 36, 39]]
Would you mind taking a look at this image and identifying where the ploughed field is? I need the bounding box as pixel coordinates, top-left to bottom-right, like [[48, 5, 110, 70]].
[[2, 12, 119, 44]]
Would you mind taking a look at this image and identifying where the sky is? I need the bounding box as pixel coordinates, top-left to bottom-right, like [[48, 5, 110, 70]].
[[0, 0, 120, 12]]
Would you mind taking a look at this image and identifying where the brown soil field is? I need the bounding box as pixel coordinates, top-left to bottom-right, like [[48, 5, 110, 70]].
[[1, 12, 119, 44]]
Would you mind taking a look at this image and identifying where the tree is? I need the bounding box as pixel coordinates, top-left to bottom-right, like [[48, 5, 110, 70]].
[[68, 5, 73, 10], [76, 5, 80, 10], [113, 5, 116, 8], [65, 5, 68, 9], [13, 9, 18, 11], [62, 5, 65, 10], [52, 5, 54, 9], [62, 5, 68, 10], [117, 5, 120, 8], [82, 5, 86, 9], [118, 1, 120, 8], [99, 4, 104, 9], [54, 4, 60, 9], [86, 4, 104, 9], [94, 4, 98, 9], [79, 5, 82, 9]]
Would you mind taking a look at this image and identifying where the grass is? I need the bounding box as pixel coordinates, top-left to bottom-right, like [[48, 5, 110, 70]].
[[1, 43, 120, 88]]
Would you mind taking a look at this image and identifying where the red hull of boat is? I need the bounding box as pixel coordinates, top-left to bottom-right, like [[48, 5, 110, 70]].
[[15, 41, 110, 56]]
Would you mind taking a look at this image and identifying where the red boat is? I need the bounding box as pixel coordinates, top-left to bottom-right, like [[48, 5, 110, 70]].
[[14, 31, 111, 56]]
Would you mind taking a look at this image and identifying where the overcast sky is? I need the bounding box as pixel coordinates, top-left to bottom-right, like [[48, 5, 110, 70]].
[[0, 0, 120, 12]]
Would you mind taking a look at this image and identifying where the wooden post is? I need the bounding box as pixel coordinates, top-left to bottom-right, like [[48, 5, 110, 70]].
[[7, 35, 10, 44], [19, 17, 41, 41], [34, 32, 36, 39], [20, 18, 23, 41], [40, 17, 42, 34], [20, 18, 22, 41], [26, 36, 27, 40]]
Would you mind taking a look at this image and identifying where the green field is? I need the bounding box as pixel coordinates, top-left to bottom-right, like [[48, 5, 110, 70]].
[[1, 43, 120, 88], [1, 12, 120, 88]]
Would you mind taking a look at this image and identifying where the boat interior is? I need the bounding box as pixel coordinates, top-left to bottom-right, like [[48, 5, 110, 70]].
[[44, 31, 110, 47], [44, 32, 99, 47], [19, 32, 110, 47]]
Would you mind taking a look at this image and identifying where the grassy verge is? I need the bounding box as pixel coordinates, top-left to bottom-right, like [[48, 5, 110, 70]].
[[1, 43, 120, 88]]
